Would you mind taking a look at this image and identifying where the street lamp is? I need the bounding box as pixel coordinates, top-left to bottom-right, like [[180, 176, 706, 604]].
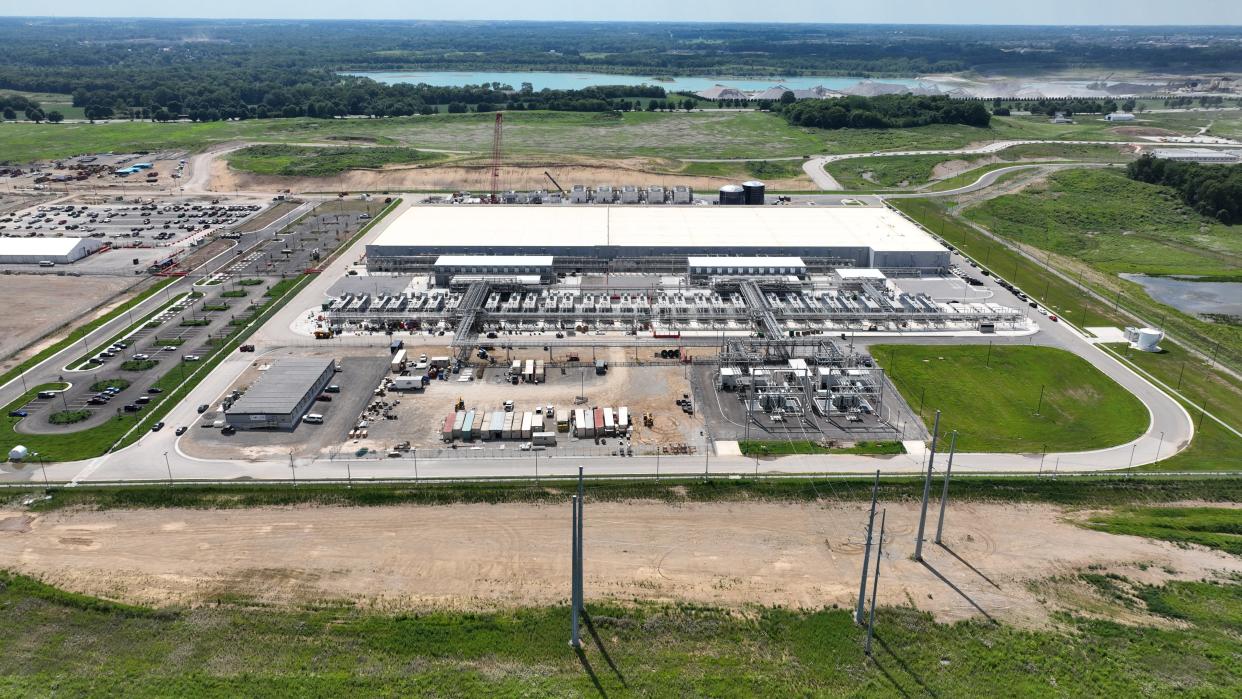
[[164, 450, 173, 485], [33, 451, 48, 487]]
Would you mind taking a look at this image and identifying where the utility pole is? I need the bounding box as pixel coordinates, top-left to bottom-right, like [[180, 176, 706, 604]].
[[855, 470, 880, 625], [934, 432, 957, 545], [570, 494, 581, 649], [1034, 384, 1045, 416], [864, 509, 886, 657], [914, 410, 941, 562]]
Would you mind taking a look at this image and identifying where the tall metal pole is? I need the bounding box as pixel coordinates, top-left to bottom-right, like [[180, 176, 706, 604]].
[[576, 466, 585, 638], [570, 494, 581, 649], [914, 410, 941, 562], [855, 470, 880, 625], [934, 431, 958, 545], [864, 509, 886, 656]]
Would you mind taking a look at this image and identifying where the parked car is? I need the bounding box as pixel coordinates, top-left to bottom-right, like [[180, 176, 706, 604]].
[[123, 404, 141, 412], [8, 409, 27, 418], [147, 387, 163, 394], [174, 426, 188, 436], [183, 354, 200, 362], [151, 421, 165, 432]]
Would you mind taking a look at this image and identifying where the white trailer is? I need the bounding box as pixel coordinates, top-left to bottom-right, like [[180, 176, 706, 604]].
[[531, 413, 545, 433], [503, 411, 516, 439], [603, 407, 615, 436], [391, 376, 424, 391], [471, 411, 484, 440], [618, 406, 630, 433], [452, 410, 466, 439], [534, 359, 545, 383], [521, 411, 533, 439], [510, 359, 522, 376], [532, 431, 557, 447], [523, 359, 534, 382], [462, 410, 476, 441], [391, 349, 408, 373]]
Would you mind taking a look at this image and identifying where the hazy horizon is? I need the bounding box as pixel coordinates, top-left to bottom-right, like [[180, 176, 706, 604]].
[[3, 1, 1241, 26]]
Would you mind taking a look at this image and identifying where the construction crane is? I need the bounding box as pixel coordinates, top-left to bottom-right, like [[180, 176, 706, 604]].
[[543, 170, 565, 195], [489, 112, 504, 204]]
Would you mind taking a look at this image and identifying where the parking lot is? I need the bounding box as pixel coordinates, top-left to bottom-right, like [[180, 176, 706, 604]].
[[0, 198, 268, 274], [180, 355, 389, 460]]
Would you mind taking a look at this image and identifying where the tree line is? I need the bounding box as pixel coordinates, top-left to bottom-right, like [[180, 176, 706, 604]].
[[1127, 154, 1242, 224], [780, 94, 991, 130]]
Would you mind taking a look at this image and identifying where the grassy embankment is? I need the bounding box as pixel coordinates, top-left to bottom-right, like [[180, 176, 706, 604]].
[[874, 344, 1147, 453], [0, 565, 1238, 695], [1086, 506, 1242, 556], [963, 169, 1242, 369], [889, 197, 1242, 471], [14, 475, 1241, 512], [225, 144, 447, 176]]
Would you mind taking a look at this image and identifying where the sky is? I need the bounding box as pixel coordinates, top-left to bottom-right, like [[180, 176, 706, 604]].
[[4, 1, 1241, 25]]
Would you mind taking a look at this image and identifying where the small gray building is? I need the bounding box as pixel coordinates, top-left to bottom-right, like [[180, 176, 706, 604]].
[[225, 358, 336, 430]]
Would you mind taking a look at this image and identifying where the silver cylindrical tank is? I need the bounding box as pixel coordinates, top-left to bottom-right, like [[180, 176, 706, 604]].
[[718, 184, 745, 205], [742, 180, 766, 205], [1134, 327, 1164, 352]]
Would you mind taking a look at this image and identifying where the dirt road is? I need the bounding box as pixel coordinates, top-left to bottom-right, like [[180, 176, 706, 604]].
[[1, 500, 1235, 627]]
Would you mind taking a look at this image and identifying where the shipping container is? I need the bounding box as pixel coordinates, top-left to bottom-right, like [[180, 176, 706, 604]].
[[603, 407, 615, 436], [452, 410, 466, 439], [510, 359, 522, 375], [532, 431, 557, 447], [521, 411, 533, 439], [442, 414, 455, 441], [502, 411, 514, 439], [556, 409, 570, 432], [618, 406, 630, 432], [531, 414, 545, 433], [481, 412, 494, 440], [430, 356, 451, 368], [490, 411, 506, 439], [593, 408, 604, 435], [471, 411, 484, 440], [523, 359, 534, 381], [462, 410, 475, 440], [534, 360, 545, 383]]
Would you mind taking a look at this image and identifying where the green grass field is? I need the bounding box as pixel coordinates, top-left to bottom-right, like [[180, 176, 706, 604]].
[[1085, 506, 1242, 556], [226, 144, 447, 176], [961, 167, 1242, 373], [826, 143, 1132, 189], [875, 344, 1148, 453], [888, 198, 1241, 471], [0, 107, 1221, 165], [965, 168, 1242, 280], [0, 567, 1237, 696]]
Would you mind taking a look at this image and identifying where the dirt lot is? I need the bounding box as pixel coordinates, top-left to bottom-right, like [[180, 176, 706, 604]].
[[210, 156, 812, 195], [1, 500, 1236, 627], [362, 349, 704, 452], [0, 274, 143, 375]]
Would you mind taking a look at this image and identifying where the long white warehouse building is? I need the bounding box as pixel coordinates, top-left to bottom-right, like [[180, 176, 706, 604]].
[[366, 206, 949, 273], [0, 237, 103, 265]]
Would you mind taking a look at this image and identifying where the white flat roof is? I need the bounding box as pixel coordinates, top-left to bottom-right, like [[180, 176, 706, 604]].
[[836, 268, 887, 279], [434, 255, 554, 267], [688, 256, 805, 267], [0, 237, 96, 255], [372, 206, 944, 253]]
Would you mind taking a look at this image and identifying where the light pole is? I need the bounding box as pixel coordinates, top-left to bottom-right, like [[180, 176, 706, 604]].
[[163, 451, 173, 486], [33, 452, 48, 487], [1154, 431, 1165, 462], [289, 450, 296, 485]]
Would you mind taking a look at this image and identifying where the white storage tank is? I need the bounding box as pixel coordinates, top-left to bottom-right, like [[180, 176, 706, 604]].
[[1130, 327, 1164, 353], [8, 445, 28, 462], [673, 185, 693, 204]]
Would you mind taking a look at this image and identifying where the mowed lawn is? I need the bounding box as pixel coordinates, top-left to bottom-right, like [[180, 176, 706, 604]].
[[875, 344, 1148, 453]]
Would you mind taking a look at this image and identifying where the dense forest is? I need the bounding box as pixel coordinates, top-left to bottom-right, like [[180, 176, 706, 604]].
[[782, 95, 992, 129], [0, 19, 1238, 124], [1127, 155, 1242, 224]]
